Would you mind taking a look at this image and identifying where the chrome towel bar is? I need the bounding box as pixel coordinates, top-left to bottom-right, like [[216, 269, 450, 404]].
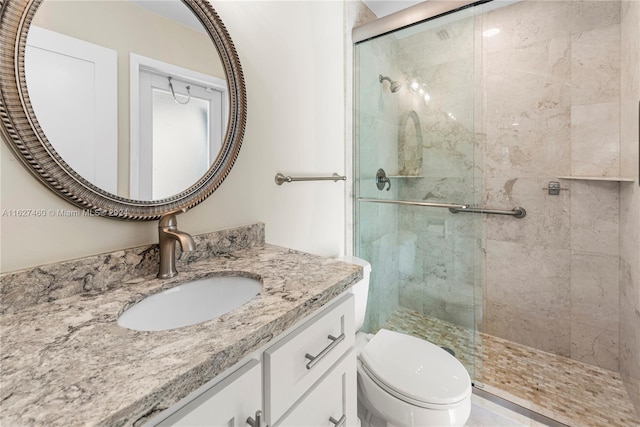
[[358, 198, 526, 218], [275, 173, 346, 185]]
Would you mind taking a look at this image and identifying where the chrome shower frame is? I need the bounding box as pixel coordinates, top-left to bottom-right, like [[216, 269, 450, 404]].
[[353, 0, 485, 43]]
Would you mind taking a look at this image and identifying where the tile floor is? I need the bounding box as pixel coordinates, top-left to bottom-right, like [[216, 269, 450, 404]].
[[381, 307, 640, 427], [466, 394, 547, 427]]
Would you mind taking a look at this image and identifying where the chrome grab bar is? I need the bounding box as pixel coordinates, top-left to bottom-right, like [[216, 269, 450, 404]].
[[275, 173, 346, 185], [449, 205, 526, 218], [358, 198, 526, 218]]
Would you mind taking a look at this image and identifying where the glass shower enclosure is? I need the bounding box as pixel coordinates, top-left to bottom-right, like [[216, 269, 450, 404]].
[[353, 2, 640, 423], [354, 6, 483, 381]]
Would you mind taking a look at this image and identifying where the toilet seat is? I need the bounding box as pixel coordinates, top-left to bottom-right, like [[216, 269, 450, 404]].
[[359, 329, 471, 409]]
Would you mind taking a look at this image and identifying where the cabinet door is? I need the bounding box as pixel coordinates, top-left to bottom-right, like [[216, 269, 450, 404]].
[[155, 359, 261, 427], [274, 348, 357, 427]]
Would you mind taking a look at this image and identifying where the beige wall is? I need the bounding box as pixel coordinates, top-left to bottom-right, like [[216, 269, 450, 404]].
[[32, 1, 222, 77], [1, 1, 346, 273]]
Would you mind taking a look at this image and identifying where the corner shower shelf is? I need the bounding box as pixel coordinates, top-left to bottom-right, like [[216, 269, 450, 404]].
[[557, 176, 635, 182]]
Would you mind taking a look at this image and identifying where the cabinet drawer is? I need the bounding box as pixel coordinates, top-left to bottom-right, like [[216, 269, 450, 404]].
[[264, 293, 355, 424], [154, 359, 261, 427], [275, 348, 357, 427]]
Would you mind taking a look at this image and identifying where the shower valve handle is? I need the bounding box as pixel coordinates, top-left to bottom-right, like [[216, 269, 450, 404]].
[[376, 168, 391, 191]]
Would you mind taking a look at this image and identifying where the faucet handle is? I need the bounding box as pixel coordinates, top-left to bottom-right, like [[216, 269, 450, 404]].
[[159, 208, 188, 227]]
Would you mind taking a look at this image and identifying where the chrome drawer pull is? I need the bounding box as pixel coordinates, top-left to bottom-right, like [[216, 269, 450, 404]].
[[247, 410, 262, 427], [330, 415, 346, 427], [304, 333, 345, 369]]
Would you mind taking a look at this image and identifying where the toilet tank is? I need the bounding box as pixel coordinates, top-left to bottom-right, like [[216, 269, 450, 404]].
[[338, 256, 371, 331]]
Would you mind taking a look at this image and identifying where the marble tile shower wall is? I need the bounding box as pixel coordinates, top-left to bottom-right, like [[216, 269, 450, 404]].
[[480, 0, 622, 371], [388, 0, 627, 372], [619, 0, 640, 414]]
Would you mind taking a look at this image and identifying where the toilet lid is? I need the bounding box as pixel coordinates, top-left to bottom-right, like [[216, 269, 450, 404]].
[[359, 329, 471, 406]]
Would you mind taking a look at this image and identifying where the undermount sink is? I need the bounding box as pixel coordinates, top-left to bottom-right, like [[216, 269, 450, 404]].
[[117, 276, 262, 331]]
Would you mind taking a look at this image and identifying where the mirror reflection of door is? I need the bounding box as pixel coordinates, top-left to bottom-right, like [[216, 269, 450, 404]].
[[25, 26, 118, 194], [130, 54, 227, 200]]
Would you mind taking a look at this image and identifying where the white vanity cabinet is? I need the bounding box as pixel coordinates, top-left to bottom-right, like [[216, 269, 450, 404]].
[[155, 359, 262, 427], [149, 293, 357, 427]]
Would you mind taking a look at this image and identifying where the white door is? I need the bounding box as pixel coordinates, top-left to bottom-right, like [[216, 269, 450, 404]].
[[25, 26, 118, 194], [139, 71, 223, 200], [130, 54, 227, 200]]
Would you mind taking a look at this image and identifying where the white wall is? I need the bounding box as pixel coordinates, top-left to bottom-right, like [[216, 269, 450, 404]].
[[0, 1, 346, 273]]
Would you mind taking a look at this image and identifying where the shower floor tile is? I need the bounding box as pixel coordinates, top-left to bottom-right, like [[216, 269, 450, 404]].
[[380, 308, 640, 427]]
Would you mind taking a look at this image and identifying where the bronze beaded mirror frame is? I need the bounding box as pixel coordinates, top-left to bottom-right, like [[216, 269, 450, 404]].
[[0, 0, 247, 220]]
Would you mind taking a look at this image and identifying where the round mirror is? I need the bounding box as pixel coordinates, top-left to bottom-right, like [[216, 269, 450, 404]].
[[0, 0, 246, 220]]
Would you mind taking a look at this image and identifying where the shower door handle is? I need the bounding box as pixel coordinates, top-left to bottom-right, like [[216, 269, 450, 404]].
[[376, 168, 391, 191]]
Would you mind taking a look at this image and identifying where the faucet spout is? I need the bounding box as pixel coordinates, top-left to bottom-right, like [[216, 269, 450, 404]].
[[157, 211, 195, 279], [163, 229, 196, 252]]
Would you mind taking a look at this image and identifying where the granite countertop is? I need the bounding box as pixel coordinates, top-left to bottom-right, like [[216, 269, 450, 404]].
[[0, 243, 361, 426]]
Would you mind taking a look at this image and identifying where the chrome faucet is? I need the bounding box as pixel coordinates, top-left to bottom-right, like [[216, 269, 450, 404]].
[[157, 210, 196, 279]]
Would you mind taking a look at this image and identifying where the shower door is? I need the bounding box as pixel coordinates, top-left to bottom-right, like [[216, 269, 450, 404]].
[[354, 7, 482, 379]]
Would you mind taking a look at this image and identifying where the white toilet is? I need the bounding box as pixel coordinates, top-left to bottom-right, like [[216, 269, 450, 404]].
[[340, 256, 472, 427]]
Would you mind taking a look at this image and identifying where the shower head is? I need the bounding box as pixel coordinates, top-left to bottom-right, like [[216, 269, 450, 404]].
[[379, 74, 401, 93]]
